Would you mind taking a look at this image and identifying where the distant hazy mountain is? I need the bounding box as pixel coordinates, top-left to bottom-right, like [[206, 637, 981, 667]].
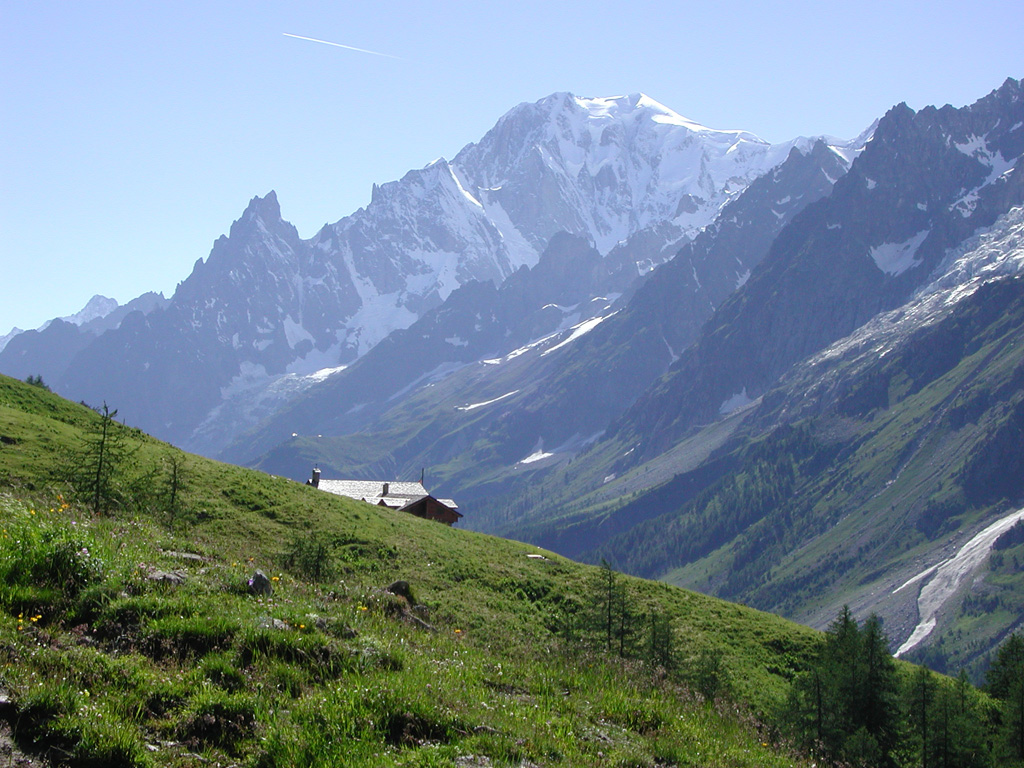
[[0, 292, 167, 385]]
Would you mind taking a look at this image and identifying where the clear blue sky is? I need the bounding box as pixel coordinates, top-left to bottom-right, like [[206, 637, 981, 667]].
[[2, 0, 1021, 334]]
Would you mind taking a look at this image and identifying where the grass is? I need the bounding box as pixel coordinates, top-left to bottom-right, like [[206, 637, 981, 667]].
[[0, 373, 824, 766]]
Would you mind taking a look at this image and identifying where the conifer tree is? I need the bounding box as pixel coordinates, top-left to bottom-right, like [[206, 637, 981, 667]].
[[646, 611, 676, 672], [908, 665, 937, 768], [69, 402, 133, 515], [987, 632, 1024, 761], [24, 374, 50, 390], [791, 607, 902, 768], [859, 614, 900, 763], [160, 452, 190, 528]]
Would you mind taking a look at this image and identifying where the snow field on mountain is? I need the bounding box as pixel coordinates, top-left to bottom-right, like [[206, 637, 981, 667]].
[[895, 506, 1024, 656]]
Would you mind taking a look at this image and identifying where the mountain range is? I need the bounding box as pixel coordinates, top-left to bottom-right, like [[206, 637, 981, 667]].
[[2, 92, 850, 455], [3, 79, 1023, 673]]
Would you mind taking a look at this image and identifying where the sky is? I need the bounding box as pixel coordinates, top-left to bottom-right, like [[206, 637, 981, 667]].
[[2, 0, 1022, 335]]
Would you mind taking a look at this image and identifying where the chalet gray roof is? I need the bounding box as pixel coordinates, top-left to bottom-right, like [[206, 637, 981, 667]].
[[316, 478, 461, 519], [382, 496, 428, 509], [318, 480, 428, 502]]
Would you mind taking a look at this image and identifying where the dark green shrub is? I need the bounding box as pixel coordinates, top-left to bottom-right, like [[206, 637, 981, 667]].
[[267, 662, 307, 698], [177, 689, 258, 753], [200, 651, 247, 691], [283, 529, 339, 581], [146, 614, 239, 658]]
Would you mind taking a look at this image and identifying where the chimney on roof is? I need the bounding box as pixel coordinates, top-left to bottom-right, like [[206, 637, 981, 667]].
[[382, 482, 390, 496], [420, 468, 425, 485], [311, 467, 321, 488]]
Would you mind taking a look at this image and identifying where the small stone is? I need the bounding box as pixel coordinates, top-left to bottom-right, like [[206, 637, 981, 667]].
[[161, 550, 209, 562], [257, 617, 290, 631], [146, 570, 186, 586], [249, 570, 273, 596], [386, 580, 414, 603]]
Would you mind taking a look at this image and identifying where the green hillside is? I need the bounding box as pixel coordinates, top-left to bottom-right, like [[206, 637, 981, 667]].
[[586, 276, 1024, 678], [0, 373, 826, 767], [3, 375, 1022, 767]]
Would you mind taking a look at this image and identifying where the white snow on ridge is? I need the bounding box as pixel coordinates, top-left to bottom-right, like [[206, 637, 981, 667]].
[[504, 331, 564, 362], [306, 365, 347, 383], [954, 134, 989, 158], [283, 316, 314, 349], [519, 449, 553, 464], [870, 230, 930, 276], [541, 312, 616, 356], [61, 295, 119, 326], [519, 437, 554, 465], [953, 133, 1015, 185], [949, 134, 1019, 219], [455, 390, 520, 412], [574, 93, 712, 134]]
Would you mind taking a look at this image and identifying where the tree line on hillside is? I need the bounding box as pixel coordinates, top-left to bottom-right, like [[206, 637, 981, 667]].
[[559, 561, 1024, 768], [788, 607, 1023, 768]]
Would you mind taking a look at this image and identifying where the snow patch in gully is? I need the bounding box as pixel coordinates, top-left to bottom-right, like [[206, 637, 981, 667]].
[[895, 507, 1024, 657]]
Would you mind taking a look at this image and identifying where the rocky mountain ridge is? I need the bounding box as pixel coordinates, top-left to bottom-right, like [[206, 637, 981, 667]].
[[230, 135, 859, 480], [0, 92, 851, 452]]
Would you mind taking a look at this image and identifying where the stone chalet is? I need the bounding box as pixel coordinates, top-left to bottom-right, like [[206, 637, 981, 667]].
[[307, 469, 462, 526]]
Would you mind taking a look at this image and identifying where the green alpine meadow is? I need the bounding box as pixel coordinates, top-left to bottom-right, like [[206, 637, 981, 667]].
[[3, 373, 1024, 766]]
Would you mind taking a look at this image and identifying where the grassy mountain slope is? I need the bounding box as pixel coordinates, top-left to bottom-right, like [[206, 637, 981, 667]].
[[588, 275, 1024, 678], [0, 374, 823, 767]]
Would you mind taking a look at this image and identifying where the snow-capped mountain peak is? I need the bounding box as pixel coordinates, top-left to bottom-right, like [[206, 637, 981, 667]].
[[569, 92, 711, 131], [18, 90, 866, 456], [60, 295, 119, 326], [450, 91, 839, 254]]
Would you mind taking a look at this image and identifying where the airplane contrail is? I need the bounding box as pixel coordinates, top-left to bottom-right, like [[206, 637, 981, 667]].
[[282, 32, 403, 60]]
